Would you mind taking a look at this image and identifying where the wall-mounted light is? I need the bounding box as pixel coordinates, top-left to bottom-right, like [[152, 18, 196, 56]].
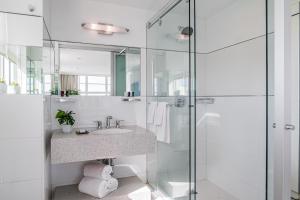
[[81, 22, 130, 35]]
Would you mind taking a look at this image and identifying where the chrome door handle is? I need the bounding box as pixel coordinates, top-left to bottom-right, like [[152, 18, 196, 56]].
[[285, 124, 295, 130]]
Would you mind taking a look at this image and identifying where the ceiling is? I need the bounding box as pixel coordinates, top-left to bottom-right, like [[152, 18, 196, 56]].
[[97, 0, 170, 12], [97, 0, 238, 19]]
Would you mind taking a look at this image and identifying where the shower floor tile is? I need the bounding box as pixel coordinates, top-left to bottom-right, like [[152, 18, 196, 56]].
[[196, 180, 238, 200]]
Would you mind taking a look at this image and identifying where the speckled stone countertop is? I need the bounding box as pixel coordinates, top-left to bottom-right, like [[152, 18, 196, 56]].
[[51, 126, 156, 164]]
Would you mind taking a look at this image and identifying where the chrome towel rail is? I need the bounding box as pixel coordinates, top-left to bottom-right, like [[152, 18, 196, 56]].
[[196, 97, 215, 104]]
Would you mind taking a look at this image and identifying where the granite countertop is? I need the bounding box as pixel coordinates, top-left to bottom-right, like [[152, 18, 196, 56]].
[[51, 126, 156, 164]]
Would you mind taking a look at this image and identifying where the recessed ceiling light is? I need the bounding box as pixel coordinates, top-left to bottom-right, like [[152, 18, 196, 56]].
[[81, 22, 130, 35]]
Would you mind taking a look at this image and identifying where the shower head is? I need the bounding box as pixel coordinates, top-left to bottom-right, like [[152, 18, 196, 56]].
[[166, 26, 194, 42], [181, 26, 193, 36]]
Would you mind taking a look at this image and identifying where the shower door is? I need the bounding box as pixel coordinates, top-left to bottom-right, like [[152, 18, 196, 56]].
[[146, 0, 196, 199], [194, 0, 270, 200]]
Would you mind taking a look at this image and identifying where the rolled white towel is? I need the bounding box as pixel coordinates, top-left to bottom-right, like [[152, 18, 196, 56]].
[[78, 177, 111, 198], [107, 177, 118, 191], [84, 163, 112, 180]]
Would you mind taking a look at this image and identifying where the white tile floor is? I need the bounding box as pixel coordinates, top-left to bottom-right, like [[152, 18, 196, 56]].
[[196, 180, 238, 200]]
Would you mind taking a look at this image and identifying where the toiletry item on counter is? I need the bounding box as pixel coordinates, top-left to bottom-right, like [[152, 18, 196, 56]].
[[84, 163, 113, 180], [124, 91, 135, 97], [79, 163, 118, 198], [76, 129, 89, 135]]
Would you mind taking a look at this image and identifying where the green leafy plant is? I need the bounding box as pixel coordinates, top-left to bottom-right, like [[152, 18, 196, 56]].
[[55, 110, 75, 126], [67, 90, 79, 96], [10, 82, 19, 87], [0, 78, 5, 84]]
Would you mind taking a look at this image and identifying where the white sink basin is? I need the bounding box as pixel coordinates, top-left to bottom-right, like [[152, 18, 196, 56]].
[[92, 128, 133, 134]]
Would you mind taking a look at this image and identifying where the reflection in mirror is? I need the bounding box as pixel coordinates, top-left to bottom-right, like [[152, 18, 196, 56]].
[[147, 49, 189, 97], [0, 44, 43, 94], [55, 42, 141, 96], [42, 41, 55, 95]]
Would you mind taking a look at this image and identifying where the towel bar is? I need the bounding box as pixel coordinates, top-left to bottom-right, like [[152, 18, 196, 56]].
[[196, 97, 215, 104]]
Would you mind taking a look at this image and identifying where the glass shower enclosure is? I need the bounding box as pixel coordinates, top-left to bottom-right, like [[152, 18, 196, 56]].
[[146, 0, 272, 200], [146, 0, 196, 199]]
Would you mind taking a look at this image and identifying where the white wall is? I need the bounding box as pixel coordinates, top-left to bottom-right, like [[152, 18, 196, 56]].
[[50, 96, 139, 129], [50, 0, 153, 48], [0, 95, 45, 200], [196, 0, 268, 200]]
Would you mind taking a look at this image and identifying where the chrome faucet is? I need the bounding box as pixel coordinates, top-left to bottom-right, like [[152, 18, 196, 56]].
[[95, 121, 103, 129], [105, 116, 113, 129], [115, 120, 124, 128]]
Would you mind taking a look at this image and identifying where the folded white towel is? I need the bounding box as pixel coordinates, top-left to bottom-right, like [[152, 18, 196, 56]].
[[147, 102, 157, 124], [154, 102, 168, 126], [106, 177, 118, 191], [156, 103, 170, 144], [84, 163, 112, 180], [78, 177, 112, 198]]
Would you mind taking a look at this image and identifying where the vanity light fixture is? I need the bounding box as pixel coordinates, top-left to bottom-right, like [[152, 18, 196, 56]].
[[81, 22, 130, 35]]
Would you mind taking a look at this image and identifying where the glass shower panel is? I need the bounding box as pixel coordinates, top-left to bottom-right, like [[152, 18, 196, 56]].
[[267, 0, 274, 199], [195, 0, 269, 200], [146, 0, 196, 199]]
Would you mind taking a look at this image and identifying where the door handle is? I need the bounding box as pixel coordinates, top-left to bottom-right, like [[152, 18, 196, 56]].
[[285, 124, 295, 131]]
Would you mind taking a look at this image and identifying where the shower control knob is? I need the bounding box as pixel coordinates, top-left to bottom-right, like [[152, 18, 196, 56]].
[[285, 124, 295, 131]]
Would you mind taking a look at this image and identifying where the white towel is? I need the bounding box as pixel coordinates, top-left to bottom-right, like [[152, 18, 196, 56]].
[[78, 177, 112, 198], [154, 102, 168, 126], [106, 177, 118, 191], [156, 103, 170, 144], [147, 102, 157, 124], [84, 163, 112, 180]]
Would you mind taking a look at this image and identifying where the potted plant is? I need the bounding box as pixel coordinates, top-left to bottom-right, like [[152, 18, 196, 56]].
[[8, 82, 20, 94], [55, 109, 75, 133], [0, 79, 7, 94]]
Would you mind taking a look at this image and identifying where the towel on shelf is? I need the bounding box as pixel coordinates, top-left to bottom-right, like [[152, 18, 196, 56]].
[[106, 177, 119, 191], [84, 163, 113, 180], [147, 102, 157, 124], [156, 102, 170, 144], [78, 177, 113, 198]]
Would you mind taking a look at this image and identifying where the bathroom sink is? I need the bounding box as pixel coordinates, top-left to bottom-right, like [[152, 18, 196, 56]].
[[51, 125, 156, 164], [92, 128, 133, 134]]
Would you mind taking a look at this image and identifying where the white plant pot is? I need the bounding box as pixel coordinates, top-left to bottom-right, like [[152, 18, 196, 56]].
[[0, 83, 7, 94], [8, 85, 21, 94], [62, 125, 72, 133]]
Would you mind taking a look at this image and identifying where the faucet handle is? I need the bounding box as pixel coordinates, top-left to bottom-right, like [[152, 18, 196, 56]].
[[115, 120, 124, 128], [94, 120, 103, 129]]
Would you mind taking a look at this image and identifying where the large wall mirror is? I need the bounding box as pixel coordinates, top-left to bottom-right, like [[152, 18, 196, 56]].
[[54, 42, 141, 97]]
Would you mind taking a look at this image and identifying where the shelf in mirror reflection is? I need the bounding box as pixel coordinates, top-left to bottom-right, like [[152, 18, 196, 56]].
[[121, 97, 141, 102], [55, 97, 76, 103]]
